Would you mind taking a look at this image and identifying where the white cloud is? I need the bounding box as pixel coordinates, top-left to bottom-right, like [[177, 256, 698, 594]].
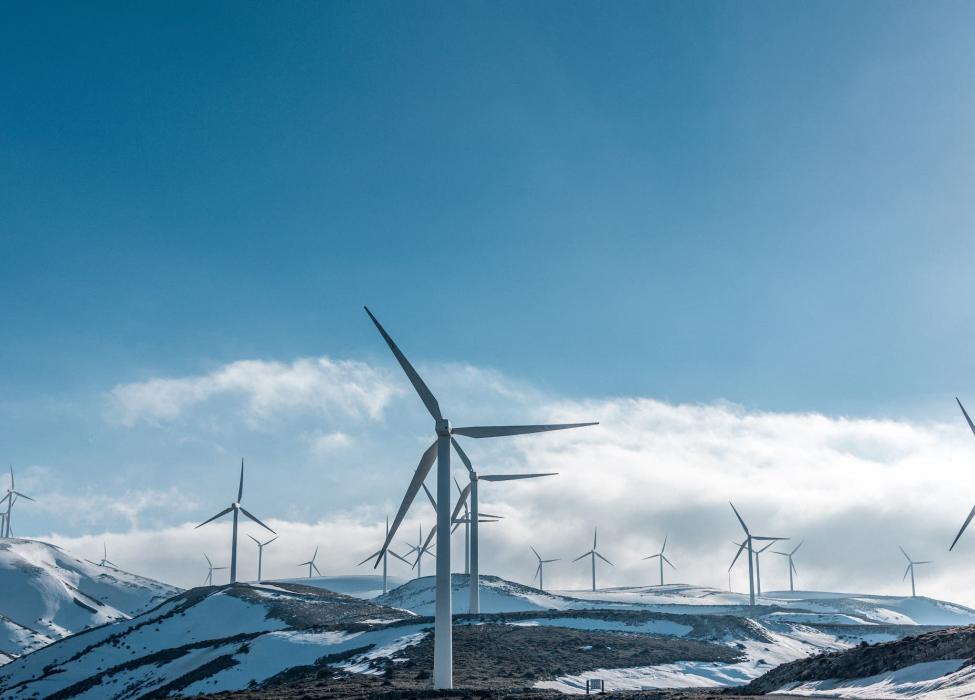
[[107, 356, 400, 427], [309, 430, 353, 454]]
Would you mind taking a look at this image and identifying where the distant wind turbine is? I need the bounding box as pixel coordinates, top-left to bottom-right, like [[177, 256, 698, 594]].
[[449, 477, 502, 575], [1, 466, 34, 538], [773, 541, 803, 592], [359, 516, 393, 594], [99, 543, 118, 568], [753, 540, 777, 595], [899, 546, 931, 597], [729, 502, 787, 606], [531, 546, 559, 592], [248, 534, 277, 583], [363, 306, 597, 690], [195, 459, 275, 584], [950, 398, 975, 551], [404, 524, 436, 578], [642, 535, 675, 586], [298, 545, 321, 578], [203, 553, 228, 586], [573, 528, 613, 592]]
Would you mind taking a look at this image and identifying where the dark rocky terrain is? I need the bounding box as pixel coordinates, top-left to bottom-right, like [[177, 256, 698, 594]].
[[738, 623, 975, 694]]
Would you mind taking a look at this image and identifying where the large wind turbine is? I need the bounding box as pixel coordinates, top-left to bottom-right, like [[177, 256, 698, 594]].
[[950, 398, 975, 551], [773, 541, 803, 592], [642, 535, 675, 586], [729, 502, 787, 606], [298, 545, 321, 578], [573, 528, 613, 592], [248, 534, 277, 583], [363, 306, 597, 689], [450, 441, 555, 613], [531, 546, 559, 591], [203, 553, 228, 586], [1, 466, 34, 538], [900, 546, 931, 597], [195, 459, 275, 584]]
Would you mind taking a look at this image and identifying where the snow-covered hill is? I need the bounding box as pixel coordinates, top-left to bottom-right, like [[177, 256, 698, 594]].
[[378, 578, 975, 628], [0, 582, 423, 699], [273, 574, 407, 599], [0, 539, 179, 660]]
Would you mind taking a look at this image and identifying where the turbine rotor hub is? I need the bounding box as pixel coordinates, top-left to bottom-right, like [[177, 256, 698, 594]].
[[436, 418, 451, 436]]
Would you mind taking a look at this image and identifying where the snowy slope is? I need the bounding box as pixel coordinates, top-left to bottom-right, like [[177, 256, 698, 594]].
[[0, 539, 179, 659], [273, 574, 407, 599], [377, 574, 585, 614], [0, 581, 422, 699]]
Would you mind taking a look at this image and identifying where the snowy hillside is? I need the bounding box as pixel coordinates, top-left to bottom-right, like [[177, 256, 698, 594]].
[[0, 539, 180, 660], [273, 574, 407, 599], [0, 582, 422, 699], [377, 574, 587, 614]]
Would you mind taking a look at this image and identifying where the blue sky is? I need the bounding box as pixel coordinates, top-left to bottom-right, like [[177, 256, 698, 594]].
[[4, 2, 975, 596]]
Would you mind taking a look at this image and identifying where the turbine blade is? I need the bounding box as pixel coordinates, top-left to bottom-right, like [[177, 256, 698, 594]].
[[248, 534, 260, 545], [450, 483, 472, 524], [358, 551, 381, 566], [263, 536, 278, 547], [729, 542, 746, 570], [663, 555, 676, 569], [451, 422, 598, 439], [544, 559, 559, 563], [450, 437, 475, 475], [792, 540, 804, 555], [729, 502, 749, 536], [903, 564, 912, 581], [752, 536, 787, 542], [196, 506, 233, 529], [480, 473, 557, 482], [313, 563, 321, 576], [950, 505, 975, 551], [958, 397, 975, 437], [11, 492, 34, 502], [390, 550, 412, 565], [204, 553, 212, 566], [595, 552, 614, 566], [899, 545, 911, 562], [594, 528, 597, 550], [238, 458, 244, 503], [661, 534, 668, 554], [239, 506, 276, 534], [313, 545, 319, 561], [916, 560, 933, 565], [531, 545, 541, 561], [572, 552, 591, 562], [478, 512, 504, 519], [421, 482, 437, 511], [364, 306, 442, 421], [374, 441, 438, 567], [421, 524, 436, 553], [534, 564, 541, 581]]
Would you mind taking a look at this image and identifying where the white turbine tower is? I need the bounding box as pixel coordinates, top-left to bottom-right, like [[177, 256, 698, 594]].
[[729, 502, 787, 606], [195, 459, 275, 584], [203, 553, 228, 586], [773, 541, 803, 592], [900, 546, 931, 597], [359, 516, 393, 594], [248, 534, 277, 583], [298, 546, 321, 578], [1, 466, 34, 538], [950, 398, 975, 551], [531, 546, 559, 591], [450, 441, 555, 613], [448, 477, 502, 575], [363, 306, 597, 689], [642, 535, 675, 586], [573, 528, 613, 592]]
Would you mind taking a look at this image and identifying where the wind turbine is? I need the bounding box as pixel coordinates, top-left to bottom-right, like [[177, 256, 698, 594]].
[[449, 477, 502, 575], [203, 553, 228, 586], [729, 502, 787, 606], [950, 398, 975, 551], [248, 534, 277, 583], [450, 441, 555, 613], [298, 545, 321, 578], [99, 543, 118, 568], [900, 546, 931, 597], [753, 540, 778, 595], [573, 528, 613, 592], [1, 466, 34, 538], [363, 306, 597, 690], [531, 546, 559, 591], [404, 524, 436, 578], [359, 516, 394, 594], [773, 541, 803, 592], [195, 459, 275, 584], [642, 535, 675, 586]]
